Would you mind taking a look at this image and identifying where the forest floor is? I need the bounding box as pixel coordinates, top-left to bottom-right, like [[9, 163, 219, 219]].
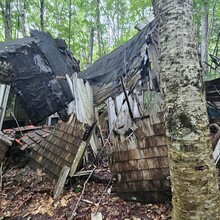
[[0, 161, 171, 220], [3, 157, 220, 220]]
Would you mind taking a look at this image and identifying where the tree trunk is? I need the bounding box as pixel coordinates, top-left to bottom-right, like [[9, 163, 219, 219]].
[[18, 0, 26, 36], [96, 0, 102, 58], [88, 27, 94, 64], [5, 0, 11, 40], [68, 0, 72, 50], [201, 0, 208, 74], [209, 0, 217, 42], [152, 0, 220, 219], [40, 0, 44, 32], [0, 0, 12, 40]]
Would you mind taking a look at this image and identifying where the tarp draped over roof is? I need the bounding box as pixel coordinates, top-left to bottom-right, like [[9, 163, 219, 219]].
[[78, 18, 220, 124], [0, 31, 80, 124], [78, 19, 159, 106]]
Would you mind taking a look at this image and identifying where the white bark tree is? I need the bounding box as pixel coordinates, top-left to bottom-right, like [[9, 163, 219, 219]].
[[152, 0, 220, 219]]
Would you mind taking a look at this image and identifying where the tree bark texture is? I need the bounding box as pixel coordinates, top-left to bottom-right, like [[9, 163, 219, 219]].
[[18, 0, 26, 36], [0, 0, 12, 40], [40, 0, 44, 32], [5, 0, 11, 40], [68, 0, 72, 49], [96, 0, 102, 58], [153, 0, 220, 219], [201, 0, 208, 74], [88, 27, 94, 64]]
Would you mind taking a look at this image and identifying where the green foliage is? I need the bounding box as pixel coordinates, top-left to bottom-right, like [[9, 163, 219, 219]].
[[194, 0, 219, 49], [0, 0, 219, 73]]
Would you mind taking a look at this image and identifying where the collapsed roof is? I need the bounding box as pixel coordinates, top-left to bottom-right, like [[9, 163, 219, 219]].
[[78, 19, 159, 106], [78, 20, 220, 123], [0, 23, 219, 123], [0, 31, 80, 124]]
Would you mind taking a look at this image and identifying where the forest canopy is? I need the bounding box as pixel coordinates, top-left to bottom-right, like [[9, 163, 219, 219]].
[[0, 0, 219, 72]]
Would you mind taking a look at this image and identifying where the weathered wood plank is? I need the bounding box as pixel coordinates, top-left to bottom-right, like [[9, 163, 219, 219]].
[[213, 134, 220, 164], [53, 165, 70, 203], [69, 141, 87, 177]]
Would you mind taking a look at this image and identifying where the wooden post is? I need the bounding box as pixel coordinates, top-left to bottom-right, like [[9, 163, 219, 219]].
[[69, 142, 87, 177], [53, 165, 70, 203]]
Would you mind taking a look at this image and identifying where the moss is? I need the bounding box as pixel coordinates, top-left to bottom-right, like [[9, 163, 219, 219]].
[[166, 115, 177, 133], [179, 113, 193, 129]]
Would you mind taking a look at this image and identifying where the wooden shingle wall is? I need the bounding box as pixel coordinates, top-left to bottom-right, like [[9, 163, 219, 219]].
[[109, 97, 171, 202], [28, 117, 90, 180], [19, 128, 51, 151]]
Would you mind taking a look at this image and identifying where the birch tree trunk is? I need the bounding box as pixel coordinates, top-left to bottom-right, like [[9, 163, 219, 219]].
[[152, 0, 220, 219], [201, 0, 208, 74]]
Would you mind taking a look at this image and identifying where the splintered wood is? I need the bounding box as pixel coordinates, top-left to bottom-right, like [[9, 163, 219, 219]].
[[109, 94, 171, 203]]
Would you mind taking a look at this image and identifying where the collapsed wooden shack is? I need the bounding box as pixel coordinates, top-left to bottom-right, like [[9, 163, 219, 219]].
[[79, 20, 220, 202], [0, 21, 220, 204], [78, 20, 172, 202], [0, 22, 170, 202], [0, 30, 80, 125], [0, 32, 98, 197]]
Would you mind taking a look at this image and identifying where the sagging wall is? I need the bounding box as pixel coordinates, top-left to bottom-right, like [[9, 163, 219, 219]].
[[66, 73, 101, 155], [0, 31, 80, 125], [108, 92, 171, 202]]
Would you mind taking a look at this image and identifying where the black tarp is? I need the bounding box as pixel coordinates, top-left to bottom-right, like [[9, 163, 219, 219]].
[[0, 31, 79, 124], [78, 19, 159, 106]]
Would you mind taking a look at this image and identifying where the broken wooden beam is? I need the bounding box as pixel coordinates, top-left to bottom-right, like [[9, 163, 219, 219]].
[[53, 165, 70, 203]]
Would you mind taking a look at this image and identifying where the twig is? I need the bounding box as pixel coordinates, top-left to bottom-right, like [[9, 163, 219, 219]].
[[13, 193, 33, 211], [214, 85, 220, 96], [82, 199, 98, 206], [7, 105, 23, 136], [2, 165, 17, 176], [69, 167, 96, 220]]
